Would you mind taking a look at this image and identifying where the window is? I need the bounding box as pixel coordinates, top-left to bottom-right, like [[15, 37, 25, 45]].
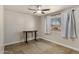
[[51, 16, 61, 31]]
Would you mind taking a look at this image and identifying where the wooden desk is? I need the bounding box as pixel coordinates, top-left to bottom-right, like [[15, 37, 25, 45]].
[[23, 30, 37, 43]]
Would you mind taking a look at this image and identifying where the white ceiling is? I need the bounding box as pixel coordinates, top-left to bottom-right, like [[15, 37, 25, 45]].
[[4, 5, 74, 16]]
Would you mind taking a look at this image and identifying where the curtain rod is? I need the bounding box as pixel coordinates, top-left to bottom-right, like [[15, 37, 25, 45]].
[[48, 9, 75, 16]]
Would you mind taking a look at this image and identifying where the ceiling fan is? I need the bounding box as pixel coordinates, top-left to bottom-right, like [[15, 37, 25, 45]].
[[28, 5, 50, 14]]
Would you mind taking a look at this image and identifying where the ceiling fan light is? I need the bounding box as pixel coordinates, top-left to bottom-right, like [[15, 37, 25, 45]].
[[37, 10, 41, 14]]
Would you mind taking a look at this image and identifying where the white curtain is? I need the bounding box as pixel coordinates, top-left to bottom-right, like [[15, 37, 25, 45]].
[[61, 9, 77, 39], [44, 16, 51, 34]]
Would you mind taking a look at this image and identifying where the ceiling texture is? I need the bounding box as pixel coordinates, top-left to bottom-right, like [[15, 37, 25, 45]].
[[4, 5, 74, 16]]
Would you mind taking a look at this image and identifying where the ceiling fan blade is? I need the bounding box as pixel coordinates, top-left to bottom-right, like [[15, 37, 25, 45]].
[[42, 9, 50, 11], [28, 8, 36, 11], [41, 11, 45, 14], [33, 11, 37, 14]]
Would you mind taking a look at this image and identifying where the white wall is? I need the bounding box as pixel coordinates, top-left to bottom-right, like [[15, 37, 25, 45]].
[[4, 9, 40, 45], [0, 5, 4, 53], [39, 7, 79, 51]]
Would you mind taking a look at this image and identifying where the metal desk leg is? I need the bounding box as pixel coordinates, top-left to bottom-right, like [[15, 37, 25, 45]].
[[26, 32, 28, 43], [35, 31, 37, 41]]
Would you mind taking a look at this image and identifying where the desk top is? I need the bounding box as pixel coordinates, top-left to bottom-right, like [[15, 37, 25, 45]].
[[23, 30, 37, 32]]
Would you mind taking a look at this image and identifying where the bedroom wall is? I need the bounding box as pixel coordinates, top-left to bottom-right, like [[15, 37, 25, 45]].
[[4, 9, 40, 45], [39, 6, 79, 51], [0, 5, 4, 53]]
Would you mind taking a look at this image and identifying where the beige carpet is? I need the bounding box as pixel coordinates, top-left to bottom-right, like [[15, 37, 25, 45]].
[[4, 39, 79, 54]]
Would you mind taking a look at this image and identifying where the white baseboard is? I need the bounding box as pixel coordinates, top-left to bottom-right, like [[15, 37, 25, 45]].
[[41, 37, 79, 52], [4, 37, 40, 46], [4, 40, 25, 46], [4, 38, 33, 46]]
